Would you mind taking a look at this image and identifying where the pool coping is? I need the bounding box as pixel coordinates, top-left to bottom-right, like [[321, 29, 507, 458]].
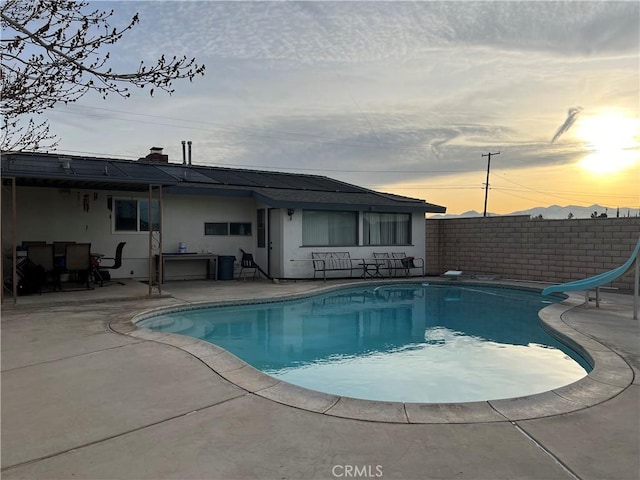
[[110, 280, 635, 424]]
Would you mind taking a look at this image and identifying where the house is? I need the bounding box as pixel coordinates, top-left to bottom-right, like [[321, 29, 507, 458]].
[[1, 148, 446, 283]]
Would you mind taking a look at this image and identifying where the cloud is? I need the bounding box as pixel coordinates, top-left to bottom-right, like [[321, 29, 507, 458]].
[[551, 107, 583, 144], [117, 2, 640, 64], [190, 108, 585, 186], [41, 0, 637, 214]]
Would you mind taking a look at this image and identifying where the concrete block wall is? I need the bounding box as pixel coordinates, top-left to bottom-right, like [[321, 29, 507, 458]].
[[425, 216, 640, 292]]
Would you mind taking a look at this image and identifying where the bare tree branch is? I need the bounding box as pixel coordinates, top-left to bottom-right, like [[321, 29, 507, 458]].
[[1, 0, 205, 151]]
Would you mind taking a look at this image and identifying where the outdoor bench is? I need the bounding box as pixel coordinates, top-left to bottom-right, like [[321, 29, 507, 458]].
[[373, 252, 425, 277], [312, 252, 357, 281]]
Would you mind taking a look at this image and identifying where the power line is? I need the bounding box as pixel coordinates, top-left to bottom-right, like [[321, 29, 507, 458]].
[[493, 185, 636, 201], [51, 147, 477, 175], [47, 146, 640, 206], [493, 172, 639, 203], [495, 187, 561, 206], [492, 173, 637, 197], [47, 104, 639, 209]]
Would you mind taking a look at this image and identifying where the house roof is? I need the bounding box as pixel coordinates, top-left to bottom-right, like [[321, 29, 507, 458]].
[[1, 151, 446, 213]]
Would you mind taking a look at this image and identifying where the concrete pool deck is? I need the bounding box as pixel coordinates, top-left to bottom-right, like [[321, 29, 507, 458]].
[[1, 278, 638, 479]]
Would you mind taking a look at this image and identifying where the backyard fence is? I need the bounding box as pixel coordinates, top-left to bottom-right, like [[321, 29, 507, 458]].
[[425, 215, 640, 292]]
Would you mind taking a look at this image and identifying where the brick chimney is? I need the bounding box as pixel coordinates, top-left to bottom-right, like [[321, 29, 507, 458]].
[[143, 146, 169, 163]]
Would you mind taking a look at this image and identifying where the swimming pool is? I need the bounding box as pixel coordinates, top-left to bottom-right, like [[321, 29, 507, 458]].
[[138, 284, 590, 403]]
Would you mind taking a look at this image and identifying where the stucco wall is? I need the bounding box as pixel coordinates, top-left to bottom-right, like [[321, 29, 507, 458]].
[[2, 186, 257, 280], [2, 187, 118, 256], [425, 215, 640, 292], [284, 211, 428, 279], [2, 186, 429, 281]]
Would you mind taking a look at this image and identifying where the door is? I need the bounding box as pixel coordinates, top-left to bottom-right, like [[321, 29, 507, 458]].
[[268, 208, 283, 278]]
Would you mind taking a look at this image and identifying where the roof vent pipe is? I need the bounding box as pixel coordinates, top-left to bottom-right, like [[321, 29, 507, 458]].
[[187, 140, 192, 166], [181, 140, 186, 165]]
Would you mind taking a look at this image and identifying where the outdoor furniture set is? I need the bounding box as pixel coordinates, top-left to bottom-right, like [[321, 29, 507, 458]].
[[8, 241, 125, 294], [311, 251, 424, 281]]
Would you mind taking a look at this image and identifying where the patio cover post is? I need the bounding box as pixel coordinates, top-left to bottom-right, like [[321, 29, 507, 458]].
[[158, 185, 163, 294], [12, 177, 16, 302], [147, 185, 163, 296], [148, 186, 152, 296], [1, 177, 18, 304]]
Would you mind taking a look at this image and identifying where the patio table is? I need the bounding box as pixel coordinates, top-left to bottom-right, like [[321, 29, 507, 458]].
[[359, 261, 383, 279], [155, 253, 218, 283]]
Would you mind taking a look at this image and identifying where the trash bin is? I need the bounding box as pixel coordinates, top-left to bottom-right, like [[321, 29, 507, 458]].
[[217, 255, 236, 280]]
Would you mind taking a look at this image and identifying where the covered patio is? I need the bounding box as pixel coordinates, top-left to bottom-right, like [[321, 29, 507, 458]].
[[1, 152, 170, 302], [2, 150, 445, 303]]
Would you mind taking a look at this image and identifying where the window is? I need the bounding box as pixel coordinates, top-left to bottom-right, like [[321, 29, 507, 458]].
[[139, 199, 159, 231], [230, 222, 252, 236], [205, 222, 252, 236], [204, 223, 228, 236], [302, 210, 357, 246], [363, 212, 410, 245], [114, 199, 159, 232], [257, 209, 266, 248]]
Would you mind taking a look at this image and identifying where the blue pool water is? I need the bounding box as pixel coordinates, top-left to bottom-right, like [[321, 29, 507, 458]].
[[139, 284, 591, 403]]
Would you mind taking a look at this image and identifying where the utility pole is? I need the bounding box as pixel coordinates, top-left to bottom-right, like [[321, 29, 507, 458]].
[[482, 151, 500, 217]]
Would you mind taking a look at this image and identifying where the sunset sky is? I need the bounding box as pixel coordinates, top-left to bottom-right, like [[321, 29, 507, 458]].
[[41, 1, 639, 215]]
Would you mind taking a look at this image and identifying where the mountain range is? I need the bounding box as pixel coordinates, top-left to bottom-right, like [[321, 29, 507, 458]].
[[431, 204, 639, 220]]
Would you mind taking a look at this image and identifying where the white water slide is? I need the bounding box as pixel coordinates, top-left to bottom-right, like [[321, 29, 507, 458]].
[[542, 237, 640, 320]]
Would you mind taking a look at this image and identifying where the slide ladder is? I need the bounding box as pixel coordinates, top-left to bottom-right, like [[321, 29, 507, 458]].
[[542, 238, 640, 320]]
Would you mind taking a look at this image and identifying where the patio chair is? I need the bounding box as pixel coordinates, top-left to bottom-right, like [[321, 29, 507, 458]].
[[373, 252, 392, 277], [53, 241, 76, 270], [392, 252, 425, 277], [96, 242, 126, 286], [25, 244, 54, 293], [238, 251, 259, 281], [64, 243, 93, 289], [53, 241, 76, 256]]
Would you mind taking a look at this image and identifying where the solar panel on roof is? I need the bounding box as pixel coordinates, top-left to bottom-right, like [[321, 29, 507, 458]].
[[234, 171, 300, 189], [115, 162, 176, 182], [1, 152, 440, 210], [2, 156, 63, 175], [157, 165, 218, 183], [196, 169, 263, 186], [192, 166, 364, 192], [293, 176, 363, 193], [69, 160, 128, 178]]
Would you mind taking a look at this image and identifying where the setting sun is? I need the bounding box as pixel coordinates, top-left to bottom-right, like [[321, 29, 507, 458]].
[[576, 112, 639, 174]]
